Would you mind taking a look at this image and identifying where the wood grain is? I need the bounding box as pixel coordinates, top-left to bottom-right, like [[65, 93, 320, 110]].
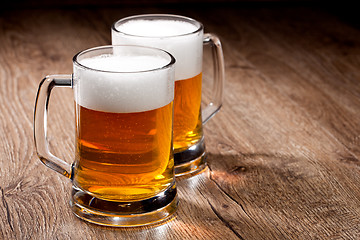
[[1, 5, 360, 239]]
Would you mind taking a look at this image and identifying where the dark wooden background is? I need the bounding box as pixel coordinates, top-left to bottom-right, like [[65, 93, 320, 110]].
[[1, 1, 359, 239]]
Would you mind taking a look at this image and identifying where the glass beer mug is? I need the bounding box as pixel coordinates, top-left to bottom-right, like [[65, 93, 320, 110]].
[[112, 14, 225, 176], [34, 45, 177, 227]]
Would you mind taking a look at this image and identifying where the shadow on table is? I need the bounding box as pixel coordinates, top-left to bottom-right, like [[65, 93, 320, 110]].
[[205, 151, 308, 180]]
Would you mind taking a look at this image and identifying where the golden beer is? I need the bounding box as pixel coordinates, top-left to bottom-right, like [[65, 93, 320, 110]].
[[173, 73, 203, 152], [35, 45, 177, 226], [112, 15, 225, 176], [73, 102, 174, 202]]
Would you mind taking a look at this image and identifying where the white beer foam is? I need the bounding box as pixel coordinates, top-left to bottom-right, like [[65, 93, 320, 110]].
[[117, 20, 197, 37], [112, 19, 203, 81], [73, 54, 174, 113], [81, 54, 169, 72]]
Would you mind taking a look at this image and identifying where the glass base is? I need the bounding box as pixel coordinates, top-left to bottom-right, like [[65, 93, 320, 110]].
[[70, 181, 178, 227], [174, 137, 207, 177]]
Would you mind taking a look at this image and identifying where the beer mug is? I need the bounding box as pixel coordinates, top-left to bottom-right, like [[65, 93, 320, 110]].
[[112, 14, 225, 176], [34, 45, 177, 227]]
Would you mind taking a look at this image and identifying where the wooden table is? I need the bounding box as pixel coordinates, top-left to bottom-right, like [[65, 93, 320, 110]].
[[1, 3, 359, 239]]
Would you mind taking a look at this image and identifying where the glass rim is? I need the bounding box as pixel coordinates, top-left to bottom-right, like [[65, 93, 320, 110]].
[[73, 45, 176, 73], [111, 14, 204, 39]]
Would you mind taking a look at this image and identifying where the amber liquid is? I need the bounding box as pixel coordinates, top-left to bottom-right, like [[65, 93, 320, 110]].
[[173, 73, 203, 152], [73, 103, 174, 202]]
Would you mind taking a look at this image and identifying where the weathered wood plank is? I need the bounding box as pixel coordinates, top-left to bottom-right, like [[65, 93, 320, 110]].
[[0, 5, 359, 239], [200, 7, 360, 239]]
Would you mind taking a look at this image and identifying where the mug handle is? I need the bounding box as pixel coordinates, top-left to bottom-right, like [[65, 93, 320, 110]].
[[34, 74, 73, 178], [202, 33, 225, 124]]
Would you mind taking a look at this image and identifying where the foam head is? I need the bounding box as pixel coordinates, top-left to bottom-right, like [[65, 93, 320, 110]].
[[73, 46, 175, 113], [112, 15, 203, 81]]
